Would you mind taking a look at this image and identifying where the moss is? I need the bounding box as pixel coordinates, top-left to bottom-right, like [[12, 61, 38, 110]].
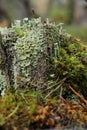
[[53, 36, 87, 98]]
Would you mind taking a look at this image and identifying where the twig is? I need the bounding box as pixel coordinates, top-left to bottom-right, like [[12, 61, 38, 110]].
[[42, 77, 67, 93], [44, 82, 64, 99], [5, 105, 19, 120], [60, 96, 67, 103], [20, 93, 29, 105], [60, 87, 63, 98], [69, 86, 87, 104], [78, 102, 87, 111]]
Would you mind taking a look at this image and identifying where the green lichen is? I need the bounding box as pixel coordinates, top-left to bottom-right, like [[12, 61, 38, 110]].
[[0, 17, 66, 93]]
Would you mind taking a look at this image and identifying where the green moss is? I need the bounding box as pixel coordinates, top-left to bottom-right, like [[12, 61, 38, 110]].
[[53, 38, 87, 98], [0, 90, 40, 128]]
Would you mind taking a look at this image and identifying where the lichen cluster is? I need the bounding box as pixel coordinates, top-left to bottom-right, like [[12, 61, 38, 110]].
[[0, 18, 66, 94]]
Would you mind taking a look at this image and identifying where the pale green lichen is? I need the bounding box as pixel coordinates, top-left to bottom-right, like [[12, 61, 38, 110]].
[[0, 17, 66, 94], [0, 70, 7, 96]]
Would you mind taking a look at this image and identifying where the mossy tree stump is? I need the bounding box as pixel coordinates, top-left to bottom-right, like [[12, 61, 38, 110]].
[[0, 18, 87, 98], [0, 18, 64, 92]]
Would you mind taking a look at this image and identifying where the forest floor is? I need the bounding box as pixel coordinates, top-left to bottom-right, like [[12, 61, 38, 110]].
[[0, 86, 87, 130]]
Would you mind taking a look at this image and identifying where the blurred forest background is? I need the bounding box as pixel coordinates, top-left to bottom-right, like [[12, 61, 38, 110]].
[[0, 0, 87, 43]]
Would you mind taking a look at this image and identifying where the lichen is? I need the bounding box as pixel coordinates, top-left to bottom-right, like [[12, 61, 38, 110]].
[[0, 17, 66, 93]]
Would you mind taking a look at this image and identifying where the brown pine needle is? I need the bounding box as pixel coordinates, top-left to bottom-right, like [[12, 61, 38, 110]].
[[60, 96, 67, 103], [69, 86, 87, 104], [78, 102, 87, 111]]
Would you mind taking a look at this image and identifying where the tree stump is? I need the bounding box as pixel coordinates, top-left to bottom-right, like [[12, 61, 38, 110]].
[[0, 18, 62, 92]]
